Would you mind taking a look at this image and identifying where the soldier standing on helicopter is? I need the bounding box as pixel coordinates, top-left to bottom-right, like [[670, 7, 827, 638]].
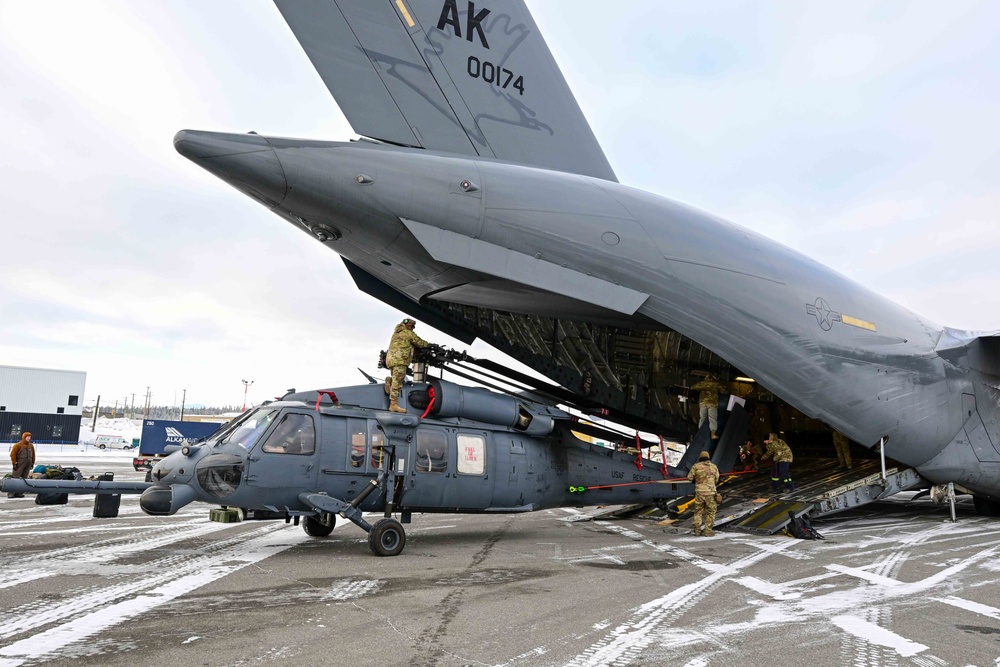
[[385, 318, 430, 413]]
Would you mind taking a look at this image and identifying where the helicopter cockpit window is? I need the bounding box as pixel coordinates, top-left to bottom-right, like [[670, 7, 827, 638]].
[[457, 433, 486, 475], [261, 413, 315, 455], [415, 429, 448, 473], [219, 408, 278, 450]]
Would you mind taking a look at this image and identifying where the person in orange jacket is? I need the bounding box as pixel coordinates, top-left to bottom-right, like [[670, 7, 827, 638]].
[[8, 431, 35, 498]]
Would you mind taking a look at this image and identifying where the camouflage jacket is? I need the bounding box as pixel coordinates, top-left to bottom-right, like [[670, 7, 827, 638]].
[[765, 437, 793, 463], [691, 378, 727, 408], [687, 460, 720, 493], [385, 324, 428, 367]]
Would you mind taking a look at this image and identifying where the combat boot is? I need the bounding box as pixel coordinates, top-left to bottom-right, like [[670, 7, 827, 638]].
[[384, 376, 391, 395], [703, 528, 716, 537], [692, 527, 702, 537], [388, 399, 406, 413]]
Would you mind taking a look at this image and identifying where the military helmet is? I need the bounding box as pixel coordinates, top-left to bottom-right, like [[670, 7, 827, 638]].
[[699, 450, 710, 459]]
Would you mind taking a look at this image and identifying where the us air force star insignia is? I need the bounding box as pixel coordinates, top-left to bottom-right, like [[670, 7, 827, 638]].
[[806, 297, 842, 331]]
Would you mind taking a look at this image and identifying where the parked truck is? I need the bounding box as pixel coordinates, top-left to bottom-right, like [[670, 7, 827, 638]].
[[133, 419, 228, 473]]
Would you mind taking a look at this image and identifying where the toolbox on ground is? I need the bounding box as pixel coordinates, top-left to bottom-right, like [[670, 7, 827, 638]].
[[209, 508, 242, 523]]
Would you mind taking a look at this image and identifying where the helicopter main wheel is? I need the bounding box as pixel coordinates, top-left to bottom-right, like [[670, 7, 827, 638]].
[[368, 518, 406, 556], [302, 513, 336, 537]]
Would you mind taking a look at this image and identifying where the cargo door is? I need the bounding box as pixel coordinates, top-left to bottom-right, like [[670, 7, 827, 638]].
[[964, 394, 1000, 462], [403, 426, 494, 510], [441, 430, 494, 510]]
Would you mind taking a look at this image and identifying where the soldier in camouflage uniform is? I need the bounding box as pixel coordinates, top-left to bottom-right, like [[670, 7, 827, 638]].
[[832, 430, 853, 470], [764, 432, 794, 492], [687, 450, 720, 536], [385, 318, 430, 413], [691, 373, 727, 439]]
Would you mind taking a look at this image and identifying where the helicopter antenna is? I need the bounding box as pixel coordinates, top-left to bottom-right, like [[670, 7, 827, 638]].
[[356, 368, 379, 384]]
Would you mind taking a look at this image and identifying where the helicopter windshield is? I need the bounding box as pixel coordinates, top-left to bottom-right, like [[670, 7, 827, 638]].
[[210, 408, 260, 444], [217, 408, 279, 449]]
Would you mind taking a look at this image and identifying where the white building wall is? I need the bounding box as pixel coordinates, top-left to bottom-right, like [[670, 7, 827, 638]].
[[0, 365, 87, 415]]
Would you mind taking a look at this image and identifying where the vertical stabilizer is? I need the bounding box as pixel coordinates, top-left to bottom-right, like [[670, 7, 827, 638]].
[[273, 0, 617, 181]]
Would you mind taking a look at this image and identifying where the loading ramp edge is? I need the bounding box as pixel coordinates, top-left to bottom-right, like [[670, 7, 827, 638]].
[[727, 501, 814, 536], [731, 466, 928, 534], [811, 467, 927, 517]]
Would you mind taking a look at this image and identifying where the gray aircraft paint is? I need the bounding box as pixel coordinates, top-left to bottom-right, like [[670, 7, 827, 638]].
[[173, 0, 1000, 504]]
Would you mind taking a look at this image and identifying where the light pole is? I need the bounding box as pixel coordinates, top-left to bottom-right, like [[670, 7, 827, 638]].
[[242, 380, 254, 412]]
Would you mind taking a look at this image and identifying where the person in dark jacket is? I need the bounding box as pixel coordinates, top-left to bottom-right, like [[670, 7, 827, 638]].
[[8, 431, 34, 498]]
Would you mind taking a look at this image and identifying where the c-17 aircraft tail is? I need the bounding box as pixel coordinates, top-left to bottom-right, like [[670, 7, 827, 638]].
[[272, 0, 617, 182]]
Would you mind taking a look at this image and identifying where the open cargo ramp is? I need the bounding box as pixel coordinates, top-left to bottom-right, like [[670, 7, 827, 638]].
[[666, 458, 928, 535]]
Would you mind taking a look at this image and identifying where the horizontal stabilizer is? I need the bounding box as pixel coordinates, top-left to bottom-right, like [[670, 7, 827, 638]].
[[936, 327, 1000, 375], [401, 218, 649, 315], [273, 0, 617, 181]]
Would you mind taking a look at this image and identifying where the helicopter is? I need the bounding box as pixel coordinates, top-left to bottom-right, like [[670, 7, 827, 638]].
[[2, 348, 718, 557]]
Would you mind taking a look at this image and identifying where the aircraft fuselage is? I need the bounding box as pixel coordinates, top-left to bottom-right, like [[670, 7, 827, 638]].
[[174, 131, 1000, 500]]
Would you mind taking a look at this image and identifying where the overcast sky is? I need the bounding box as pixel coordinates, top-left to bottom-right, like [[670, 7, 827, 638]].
[[1, 1, 998, 409]]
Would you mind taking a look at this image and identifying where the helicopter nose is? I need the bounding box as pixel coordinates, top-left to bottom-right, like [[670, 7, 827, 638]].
[[174, 130, 288, 208]]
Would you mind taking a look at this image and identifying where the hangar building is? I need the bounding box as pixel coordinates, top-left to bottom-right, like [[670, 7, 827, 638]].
[[0, 365, 87, 444]]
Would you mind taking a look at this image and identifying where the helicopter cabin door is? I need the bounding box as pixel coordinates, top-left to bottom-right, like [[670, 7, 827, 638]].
[[245, 410, 319, 500], [404, 426, 495, 510]]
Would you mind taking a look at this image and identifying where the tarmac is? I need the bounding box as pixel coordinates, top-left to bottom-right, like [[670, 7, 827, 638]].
[[2, 451, 1000, 667]]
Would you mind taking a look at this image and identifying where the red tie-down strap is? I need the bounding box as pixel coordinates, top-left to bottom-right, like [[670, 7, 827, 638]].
[[315, 390, 340, 410], [634, 432, 643, 471], [660, 435, 669, 479], [420, 385, 436, 419]]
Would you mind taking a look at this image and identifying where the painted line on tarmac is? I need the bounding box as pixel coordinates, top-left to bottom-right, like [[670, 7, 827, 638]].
[[831, 615, 927, 657], [932, 595, 1000, 620], [0, 523, 307, 667]]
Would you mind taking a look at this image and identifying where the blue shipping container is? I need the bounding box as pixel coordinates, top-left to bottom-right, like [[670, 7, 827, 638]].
[[138, 420, 226, 456]]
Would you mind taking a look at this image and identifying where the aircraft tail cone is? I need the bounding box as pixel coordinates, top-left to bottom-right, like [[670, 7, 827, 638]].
[[174, 129, 288, 208]]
